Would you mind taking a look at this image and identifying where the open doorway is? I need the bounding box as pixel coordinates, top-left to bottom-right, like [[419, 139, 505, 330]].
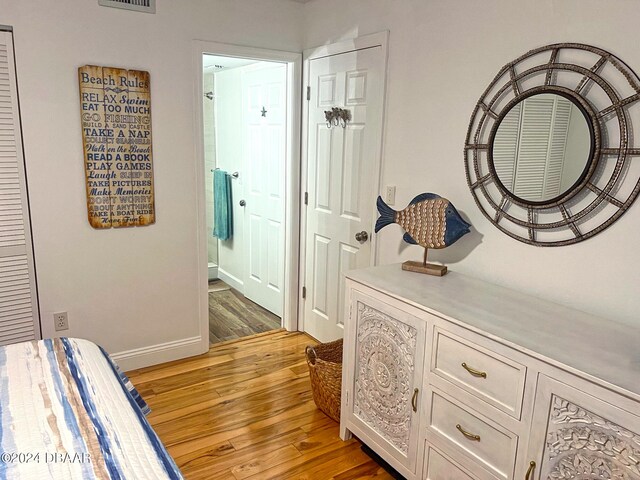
[[204, 55, 286, 343], [194, 42, 301, 349]]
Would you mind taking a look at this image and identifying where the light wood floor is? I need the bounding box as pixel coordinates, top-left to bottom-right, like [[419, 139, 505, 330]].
[[127, 330, 393, 480], [209, 283, 281, 345]]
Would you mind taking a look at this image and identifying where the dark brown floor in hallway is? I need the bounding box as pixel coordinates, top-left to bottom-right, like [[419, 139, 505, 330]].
[[209, 280, 282, 344]]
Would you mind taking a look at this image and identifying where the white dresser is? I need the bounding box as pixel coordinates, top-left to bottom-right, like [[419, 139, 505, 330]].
[[340, 264, 640, 480]]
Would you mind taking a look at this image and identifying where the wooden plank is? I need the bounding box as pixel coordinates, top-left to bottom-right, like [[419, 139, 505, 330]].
[[333, 460, 392, 479], [129, 331, 392, 479], [126, 69, 154, 225], [102, 66, 134, 227], [230, 445, 301, 479], [78, 65, 111, 228], [209, 289, 281, 344]]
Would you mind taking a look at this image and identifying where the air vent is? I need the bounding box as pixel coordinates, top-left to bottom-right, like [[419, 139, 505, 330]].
[[98, 0, 156, 14]]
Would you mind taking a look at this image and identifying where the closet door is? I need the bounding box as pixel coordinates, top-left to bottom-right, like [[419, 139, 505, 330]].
[[0, 30, 41, 345]]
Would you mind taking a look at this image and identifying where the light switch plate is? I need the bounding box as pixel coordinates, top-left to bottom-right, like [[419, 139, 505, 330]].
[[385, 185, 396, 205]]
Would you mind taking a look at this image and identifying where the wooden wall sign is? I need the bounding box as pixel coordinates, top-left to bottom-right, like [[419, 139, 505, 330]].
[[78, 65, 155, 228]]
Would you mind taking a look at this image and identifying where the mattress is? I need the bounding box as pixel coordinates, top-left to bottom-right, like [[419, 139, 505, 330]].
[[0, 337, 182, 479]]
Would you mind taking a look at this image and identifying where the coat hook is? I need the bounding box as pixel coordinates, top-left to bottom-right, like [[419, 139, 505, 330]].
[[324, 107, 351, 129]]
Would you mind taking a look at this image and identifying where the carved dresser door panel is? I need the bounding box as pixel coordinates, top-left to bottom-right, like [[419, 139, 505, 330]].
[[344, 289, 426, 476], [527, 375, 640, 480]]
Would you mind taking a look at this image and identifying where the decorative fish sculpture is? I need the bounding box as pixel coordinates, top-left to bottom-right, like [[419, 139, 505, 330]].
[[375, 193, 471, 249]]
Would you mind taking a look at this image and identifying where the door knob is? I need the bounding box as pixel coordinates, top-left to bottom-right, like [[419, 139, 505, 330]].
[[239, 200, 246, 207], [355, 231, 368, 242]]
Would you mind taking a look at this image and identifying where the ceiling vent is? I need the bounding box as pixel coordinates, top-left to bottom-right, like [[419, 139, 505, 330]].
[[98, 0, 156, 14]]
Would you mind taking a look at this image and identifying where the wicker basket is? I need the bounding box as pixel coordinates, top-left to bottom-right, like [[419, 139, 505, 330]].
[[305, 338, 343, 422]]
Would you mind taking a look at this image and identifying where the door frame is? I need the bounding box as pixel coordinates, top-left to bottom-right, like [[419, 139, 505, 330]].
[[298, 31, 389, 333], [193, 40, 302, 351]]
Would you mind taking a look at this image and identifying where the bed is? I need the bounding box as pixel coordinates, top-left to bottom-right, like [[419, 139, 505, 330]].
[[0, 337, 183, 479]]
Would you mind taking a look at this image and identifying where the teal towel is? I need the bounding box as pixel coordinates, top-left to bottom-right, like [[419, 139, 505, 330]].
[[213, 169, 233, 240]]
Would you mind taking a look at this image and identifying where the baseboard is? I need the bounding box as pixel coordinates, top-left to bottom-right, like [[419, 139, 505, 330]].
[[217, 268, 244, 294], [208, 263, 219, 281], [111, 335, 205, 372]]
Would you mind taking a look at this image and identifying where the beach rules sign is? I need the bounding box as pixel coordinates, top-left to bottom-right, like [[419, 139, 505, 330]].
[[78, 65, 155, 228]]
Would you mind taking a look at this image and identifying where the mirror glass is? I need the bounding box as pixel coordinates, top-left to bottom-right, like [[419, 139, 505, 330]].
[[491, 93, 592, 203]]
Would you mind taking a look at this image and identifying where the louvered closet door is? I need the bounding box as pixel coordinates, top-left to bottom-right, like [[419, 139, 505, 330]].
[[492, 103, 522, 191], [0, 31, 40, 345]]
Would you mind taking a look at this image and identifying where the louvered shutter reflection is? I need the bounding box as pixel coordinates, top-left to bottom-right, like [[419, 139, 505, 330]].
[[494, 94, 574, 202]]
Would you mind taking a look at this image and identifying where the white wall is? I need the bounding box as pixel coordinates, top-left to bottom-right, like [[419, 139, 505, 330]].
[[6, 0, 640, 368], [1, 0, 303, 369], [303, 0, 640, 326]]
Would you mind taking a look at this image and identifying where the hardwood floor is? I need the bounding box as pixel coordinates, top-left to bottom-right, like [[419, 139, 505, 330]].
[[127, 330, 393, 479], [209, 285, 281, 344]]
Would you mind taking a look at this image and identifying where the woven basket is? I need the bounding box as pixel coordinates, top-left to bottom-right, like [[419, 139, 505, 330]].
[[305, 338, 343, 422]]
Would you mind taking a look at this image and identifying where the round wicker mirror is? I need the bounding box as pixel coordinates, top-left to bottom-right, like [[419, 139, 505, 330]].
[[465, 43, 640, 246]]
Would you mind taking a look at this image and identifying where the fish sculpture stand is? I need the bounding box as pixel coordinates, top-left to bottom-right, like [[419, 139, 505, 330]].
[[375, 193, 471, 276]]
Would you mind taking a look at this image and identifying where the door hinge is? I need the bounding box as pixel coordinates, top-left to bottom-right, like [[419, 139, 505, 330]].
[[302, 286, 307, 299], [345, 390, 349, 406], [304, 192, 308, 205], [306, 86, 311, 101]]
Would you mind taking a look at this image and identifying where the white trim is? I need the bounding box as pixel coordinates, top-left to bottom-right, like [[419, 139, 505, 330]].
[[111, 336, 203, 371], [192, 40, 302, 348], [217, 267, 244, 293], [298, 31, 390, 332], [207, 263, 218, 281]]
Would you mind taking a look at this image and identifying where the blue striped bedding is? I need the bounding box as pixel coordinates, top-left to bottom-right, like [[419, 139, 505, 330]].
[[0, 337, 182, 479]]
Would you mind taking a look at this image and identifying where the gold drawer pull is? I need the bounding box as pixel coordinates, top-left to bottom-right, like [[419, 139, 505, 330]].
[[411, 388, 419, 412], [461, 362, 487, 379], [525, 461, 536, 480], [456, 424, 481, 441]]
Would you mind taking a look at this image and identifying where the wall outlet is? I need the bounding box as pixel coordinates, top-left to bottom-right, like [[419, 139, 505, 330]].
[[385, 185, 396, 205], [53, 312, 69, 331]]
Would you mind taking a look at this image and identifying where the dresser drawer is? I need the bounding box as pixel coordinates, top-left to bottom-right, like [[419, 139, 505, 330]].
[[423, 445, 474, 480], [431, 328, 526, 418], [428, 390, 518, 480]]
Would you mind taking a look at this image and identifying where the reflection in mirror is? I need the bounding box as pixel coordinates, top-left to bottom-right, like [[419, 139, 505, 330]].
[[492, 93, 592, 203]]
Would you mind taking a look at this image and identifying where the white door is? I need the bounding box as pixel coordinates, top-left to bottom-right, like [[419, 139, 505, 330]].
[[241, 64, 286, 317], [303, 46, 385, 342]]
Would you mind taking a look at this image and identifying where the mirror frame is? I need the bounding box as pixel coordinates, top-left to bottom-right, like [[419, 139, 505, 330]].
[[465, 43, 640, 246], [488, 87, 599, 207]]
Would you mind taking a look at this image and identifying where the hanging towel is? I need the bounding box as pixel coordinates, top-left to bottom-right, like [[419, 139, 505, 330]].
[[213, 169, 233, 240]]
